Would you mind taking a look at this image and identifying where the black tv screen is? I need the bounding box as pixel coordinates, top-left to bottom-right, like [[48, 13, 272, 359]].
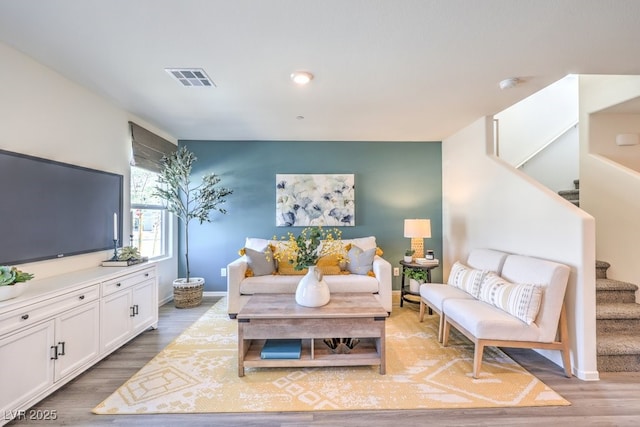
[[0, 149, 123, 265]]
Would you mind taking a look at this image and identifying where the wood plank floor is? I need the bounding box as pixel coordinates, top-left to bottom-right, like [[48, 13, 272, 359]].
[[8, 296, 640, 426]]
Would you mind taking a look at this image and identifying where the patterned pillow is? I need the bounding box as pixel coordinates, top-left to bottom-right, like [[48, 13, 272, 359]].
[[478, 272, 543, 325], [447, 261, 488, 298], [347, 245, 376, 275], [243, 247, 276, 277]]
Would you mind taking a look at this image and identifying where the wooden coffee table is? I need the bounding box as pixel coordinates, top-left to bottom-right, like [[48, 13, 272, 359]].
[[236, 293, 388, 376]]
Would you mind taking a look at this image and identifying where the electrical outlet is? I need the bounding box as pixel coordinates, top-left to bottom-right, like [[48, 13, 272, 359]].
[[393, 267, 399, 276], [220, 268, 227, 277]]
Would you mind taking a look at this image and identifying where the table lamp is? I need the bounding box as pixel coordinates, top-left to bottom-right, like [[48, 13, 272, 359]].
[[404, 219, 431, 259]]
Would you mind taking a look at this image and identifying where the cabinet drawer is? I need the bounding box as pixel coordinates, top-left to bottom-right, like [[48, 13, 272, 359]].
[[101, 267, 156, 297], [0, 284, 99, 337]]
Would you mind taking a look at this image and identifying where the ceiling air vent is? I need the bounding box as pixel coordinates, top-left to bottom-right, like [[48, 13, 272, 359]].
[[165, 68, 215, 87]]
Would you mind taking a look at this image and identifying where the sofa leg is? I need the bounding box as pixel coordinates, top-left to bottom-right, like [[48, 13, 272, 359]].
[[419, 300, 425, 322], [473, 342, 485, 379], [438, 314, 445, 343]]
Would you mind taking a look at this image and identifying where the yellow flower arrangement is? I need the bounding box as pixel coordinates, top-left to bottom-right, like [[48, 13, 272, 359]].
[[272, 226, 346, 271]]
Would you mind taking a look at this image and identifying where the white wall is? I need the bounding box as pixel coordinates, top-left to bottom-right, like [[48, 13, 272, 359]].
[[442, 117, 598, 380], [580, 75, 640, 291], [495, 75, 578, 168], [0, 41, 177, 304], [519, 125, 579, 193], [590, 113, 640, 173]]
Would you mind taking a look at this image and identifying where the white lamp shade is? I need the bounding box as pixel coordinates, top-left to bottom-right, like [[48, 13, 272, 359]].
[[404, 219, 431, 238], [616, 133, 639, 146]]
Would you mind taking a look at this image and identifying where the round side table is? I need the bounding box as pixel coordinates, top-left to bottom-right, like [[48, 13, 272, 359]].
[[399, 260, 439, 307]]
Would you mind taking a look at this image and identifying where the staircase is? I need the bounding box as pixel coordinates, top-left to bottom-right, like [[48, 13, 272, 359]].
[[558, 179, 580, 207], [596, 260, 640, 371]]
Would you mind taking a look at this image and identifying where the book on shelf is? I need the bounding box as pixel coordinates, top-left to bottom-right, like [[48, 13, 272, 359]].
[[260, 339, 302, 359], [415, 258, 439, 266], [101, 257, 148, 267]]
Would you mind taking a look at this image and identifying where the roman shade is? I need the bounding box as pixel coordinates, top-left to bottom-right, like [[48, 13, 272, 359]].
[[129, 121, 176, 173]]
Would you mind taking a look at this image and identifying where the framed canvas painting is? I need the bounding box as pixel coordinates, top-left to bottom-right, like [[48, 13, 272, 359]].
[[276, 174, 355, 227]]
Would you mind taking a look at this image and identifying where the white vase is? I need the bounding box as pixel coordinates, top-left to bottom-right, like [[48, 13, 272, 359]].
[[295, 266, 330, 307], [0, 282, 30, 302], [409, 278, 421, 293]]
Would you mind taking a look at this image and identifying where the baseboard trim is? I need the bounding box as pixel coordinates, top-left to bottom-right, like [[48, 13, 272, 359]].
[[204, 291, 227, 297]]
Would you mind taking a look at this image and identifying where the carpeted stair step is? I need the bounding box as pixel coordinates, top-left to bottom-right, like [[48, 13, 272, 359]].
[[558, 189, 579, 200], [595, 260, 611, 279], [596, 278, 638, 303], [596, 303, 640, 334], [595, 258, 640, 372], [558, 189, 579, 203], [597, 334, 640, 372]]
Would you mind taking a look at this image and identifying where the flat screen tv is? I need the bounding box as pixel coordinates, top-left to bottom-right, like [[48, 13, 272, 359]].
[[0, 149, 123, 265]]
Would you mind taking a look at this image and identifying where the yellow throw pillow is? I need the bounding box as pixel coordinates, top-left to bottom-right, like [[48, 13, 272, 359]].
[[277, 263, 308, 275], [317, 253, 342, 275]]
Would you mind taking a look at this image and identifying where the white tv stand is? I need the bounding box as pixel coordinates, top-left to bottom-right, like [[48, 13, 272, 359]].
[[0, 263, 158, 426]]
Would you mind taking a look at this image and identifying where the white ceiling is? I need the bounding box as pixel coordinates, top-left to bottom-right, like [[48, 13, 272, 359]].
[[1, 0, 640, 142]]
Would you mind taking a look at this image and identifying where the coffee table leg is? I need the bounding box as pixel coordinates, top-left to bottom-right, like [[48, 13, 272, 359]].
[[378, 320, 386, 374], [238, 323, 245, 377]]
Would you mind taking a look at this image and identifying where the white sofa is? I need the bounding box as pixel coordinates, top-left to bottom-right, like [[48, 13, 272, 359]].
[[226, 236, 393, 317], [419, 248, 572, 378]]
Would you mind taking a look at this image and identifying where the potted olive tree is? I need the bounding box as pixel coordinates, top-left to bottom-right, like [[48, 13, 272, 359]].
[[154, 146, 233, 308]]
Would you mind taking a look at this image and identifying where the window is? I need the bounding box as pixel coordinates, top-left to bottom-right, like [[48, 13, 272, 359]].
[[130, 166, 167, 259]]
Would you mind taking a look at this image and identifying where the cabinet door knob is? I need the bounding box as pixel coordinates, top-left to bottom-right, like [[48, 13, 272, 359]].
[[79, 295, 85, 300], [21, 314, 29, 320], [145, 273, 149, 277], [116, 283, 121, 287]]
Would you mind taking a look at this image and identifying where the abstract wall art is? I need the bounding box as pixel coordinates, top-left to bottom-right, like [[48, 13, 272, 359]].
[[276, 174, 355, 227]]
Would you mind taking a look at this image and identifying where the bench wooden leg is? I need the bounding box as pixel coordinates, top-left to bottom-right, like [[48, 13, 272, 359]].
[[419, 300, 426, 322], [442, 321, 451, 347], [559, 304, 572, 377], [561, 347, 572, 377], [473, 341, 485, 379], [438, 314, 445, 343]]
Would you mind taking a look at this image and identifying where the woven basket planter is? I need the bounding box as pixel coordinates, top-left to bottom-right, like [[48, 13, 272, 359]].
[[173, 278, 204, 308]]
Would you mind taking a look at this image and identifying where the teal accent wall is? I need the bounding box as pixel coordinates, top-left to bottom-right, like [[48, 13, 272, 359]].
[[179, 140, 442, 292]]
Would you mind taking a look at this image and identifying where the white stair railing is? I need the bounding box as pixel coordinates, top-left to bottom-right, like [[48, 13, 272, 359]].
[[515, 121, 578, 169]]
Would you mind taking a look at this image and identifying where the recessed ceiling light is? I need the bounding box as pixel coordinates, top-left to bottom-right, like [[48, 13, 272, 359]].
[[165, 68, 216, 87], [291, 71, 314, 85]]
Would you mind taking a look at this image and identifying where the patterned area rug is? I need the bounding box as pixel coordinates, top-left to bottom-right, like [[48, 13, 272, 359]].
[[93, 299, 569, 414]]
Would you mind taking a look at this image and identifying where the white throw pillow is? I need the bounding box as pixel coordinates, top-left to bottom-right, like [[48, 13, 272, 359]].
[[244, 237, 270, 252], [478, 272, 543, 325], [447, 261, 487, 298], [342, 236, 377, 251]]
